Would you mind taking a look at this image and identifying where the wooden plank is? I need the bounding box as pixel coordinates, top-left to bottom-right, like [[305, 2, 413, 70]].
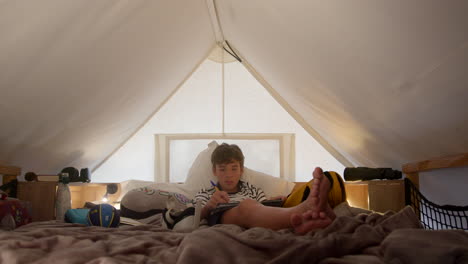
[[69, 183, 121, 208], [17, 182, 57, 221], [0, 165, 21, 176], [69, 186, 84, 209], [402, 153, 468, 173], [405, 172, 419, 189], [344, 183, 369, 210], [367, 180, 405, 213]]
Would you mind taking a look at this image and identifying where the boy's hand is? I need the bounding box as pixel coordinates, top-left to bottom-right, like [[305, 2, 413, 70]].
[[205, 191, 230, 211]]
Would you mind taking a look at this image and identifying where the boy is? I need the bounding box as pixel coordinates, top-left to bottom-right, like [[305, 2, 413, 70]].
[[194, 143, 345, 235]]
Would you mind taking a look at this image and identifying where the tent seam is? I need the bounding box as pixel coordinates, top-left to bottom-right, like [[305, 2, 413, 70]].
[[235, 52, 354, 168]]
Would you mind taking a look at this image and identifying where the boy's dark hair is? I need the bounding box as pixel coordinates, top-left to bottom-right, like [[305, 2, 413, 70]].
[[211, 143, 245, 168]]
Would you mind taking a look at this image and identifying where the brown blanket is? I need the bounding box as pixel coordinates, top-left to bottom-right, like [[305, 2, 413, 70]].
[[0, 206, 467, 264]]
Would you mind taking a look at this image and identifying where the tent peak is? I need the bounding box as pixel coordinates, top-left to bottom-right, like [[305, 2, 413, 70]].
[[207, 45, 237, 63]]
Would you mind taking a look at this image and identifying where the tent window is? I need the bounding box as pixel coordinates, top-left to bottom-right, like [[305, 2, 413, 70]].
[[155, 134, 295, 183]]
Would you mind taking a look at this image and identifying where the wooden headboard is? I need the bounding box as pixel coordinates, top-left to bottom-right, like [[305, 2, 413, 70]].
[[0, 164, 21, 184], [402, 153, 468, 188], [0, 164, 21, 176]]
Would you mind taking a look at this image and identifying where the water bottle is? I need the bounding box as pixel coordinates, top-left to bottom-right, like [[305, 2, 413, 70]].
[[56, 172, 71, 221]]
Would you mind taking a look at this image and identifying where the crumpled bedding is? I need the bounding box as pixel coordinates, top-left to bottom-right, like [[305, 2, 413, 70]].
[[0, 206, 467, 264]]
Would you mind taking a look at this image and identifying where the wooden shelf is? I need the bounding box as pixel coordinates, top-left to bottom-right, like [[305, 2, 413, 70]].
[[294, 179, 405, 213], [17, 181, 57, 221], [69, 183, 121, 209], [16, 182, 122, 221], [345, 180, 405, 213]]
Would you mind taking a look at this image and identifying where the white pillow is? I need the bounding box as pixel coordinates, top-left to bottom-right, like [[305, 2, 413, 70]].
[[183, 141, 219, 193], [242, 168, 295, 198], [183, 141, 295, 198]]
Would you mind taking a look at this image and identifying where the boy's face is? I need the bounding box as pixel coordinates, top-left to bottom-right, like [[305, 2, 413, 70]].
[[213, 160, 243, 193]]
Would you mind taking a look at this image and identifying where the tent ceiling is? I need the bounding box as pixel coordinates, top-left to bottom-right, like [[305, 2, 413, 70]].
[[0, 0, 467, 175], [217, 0, 468, 167], [0, 0, 214, 174]]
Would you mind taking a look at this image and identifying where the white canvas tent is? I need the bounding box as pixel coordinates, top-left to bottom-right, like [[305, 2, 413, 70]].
[[1, 1, 467, 205]]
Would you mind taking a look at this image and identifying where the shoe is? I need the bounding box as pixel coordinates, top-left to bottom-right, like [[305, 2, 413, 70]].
[[162, 200, 201, 232]]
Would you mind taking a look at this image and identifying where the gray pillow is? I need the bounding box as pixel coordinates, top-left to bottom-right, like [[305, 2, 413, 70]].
[[120, 187, 191, 219]]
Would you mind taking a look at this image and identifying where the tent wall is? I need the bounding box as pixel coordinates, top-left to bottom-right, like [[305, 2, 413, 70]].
[[0, 0, 214, 176], [93, 59, 345, 183], [420, 168, 468, 206], [217, 0, 468, 169]]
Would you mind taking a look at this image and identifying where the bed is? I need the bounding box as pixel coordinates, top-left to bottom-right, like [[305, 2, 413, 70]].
[[1, 152, 467, 263]]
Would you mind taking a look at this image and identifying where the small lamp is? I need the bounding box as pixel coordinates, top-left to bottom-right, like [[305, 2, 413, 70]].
[[102, 183, 118, 203]]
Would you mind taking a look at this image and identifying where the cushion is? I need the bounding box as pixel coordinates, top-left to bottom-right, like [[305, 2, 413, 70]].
[[242, 168, 295, 198], [183, 141, 219, 193], [117, 180, 196, 219], [118, 179, 194, 200], [121, 186, 192, 219], [117, 179, 154, 202], [183, 141, 295, 198]]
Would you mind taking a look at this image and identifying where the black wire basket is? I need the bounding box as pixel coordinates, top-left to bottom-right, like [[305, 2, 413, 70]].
[[404, 178, 468, 230]]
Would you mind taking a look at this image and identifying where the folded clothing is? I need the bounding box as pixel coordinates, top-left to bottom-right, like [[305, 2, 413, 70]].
[[344, 167, 402, 181]]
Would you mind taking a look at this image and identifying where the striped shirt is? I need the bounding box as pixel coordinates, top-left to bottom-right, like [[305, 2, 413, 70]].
[[194, 181, 267, 207]]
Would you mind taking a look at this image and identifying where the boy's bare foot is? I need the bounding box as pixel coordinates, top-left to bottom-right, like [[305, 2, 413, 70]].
[[311, 167, 335, 217], [290, 167, 336, 234], [290, 208, 333, 235]]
